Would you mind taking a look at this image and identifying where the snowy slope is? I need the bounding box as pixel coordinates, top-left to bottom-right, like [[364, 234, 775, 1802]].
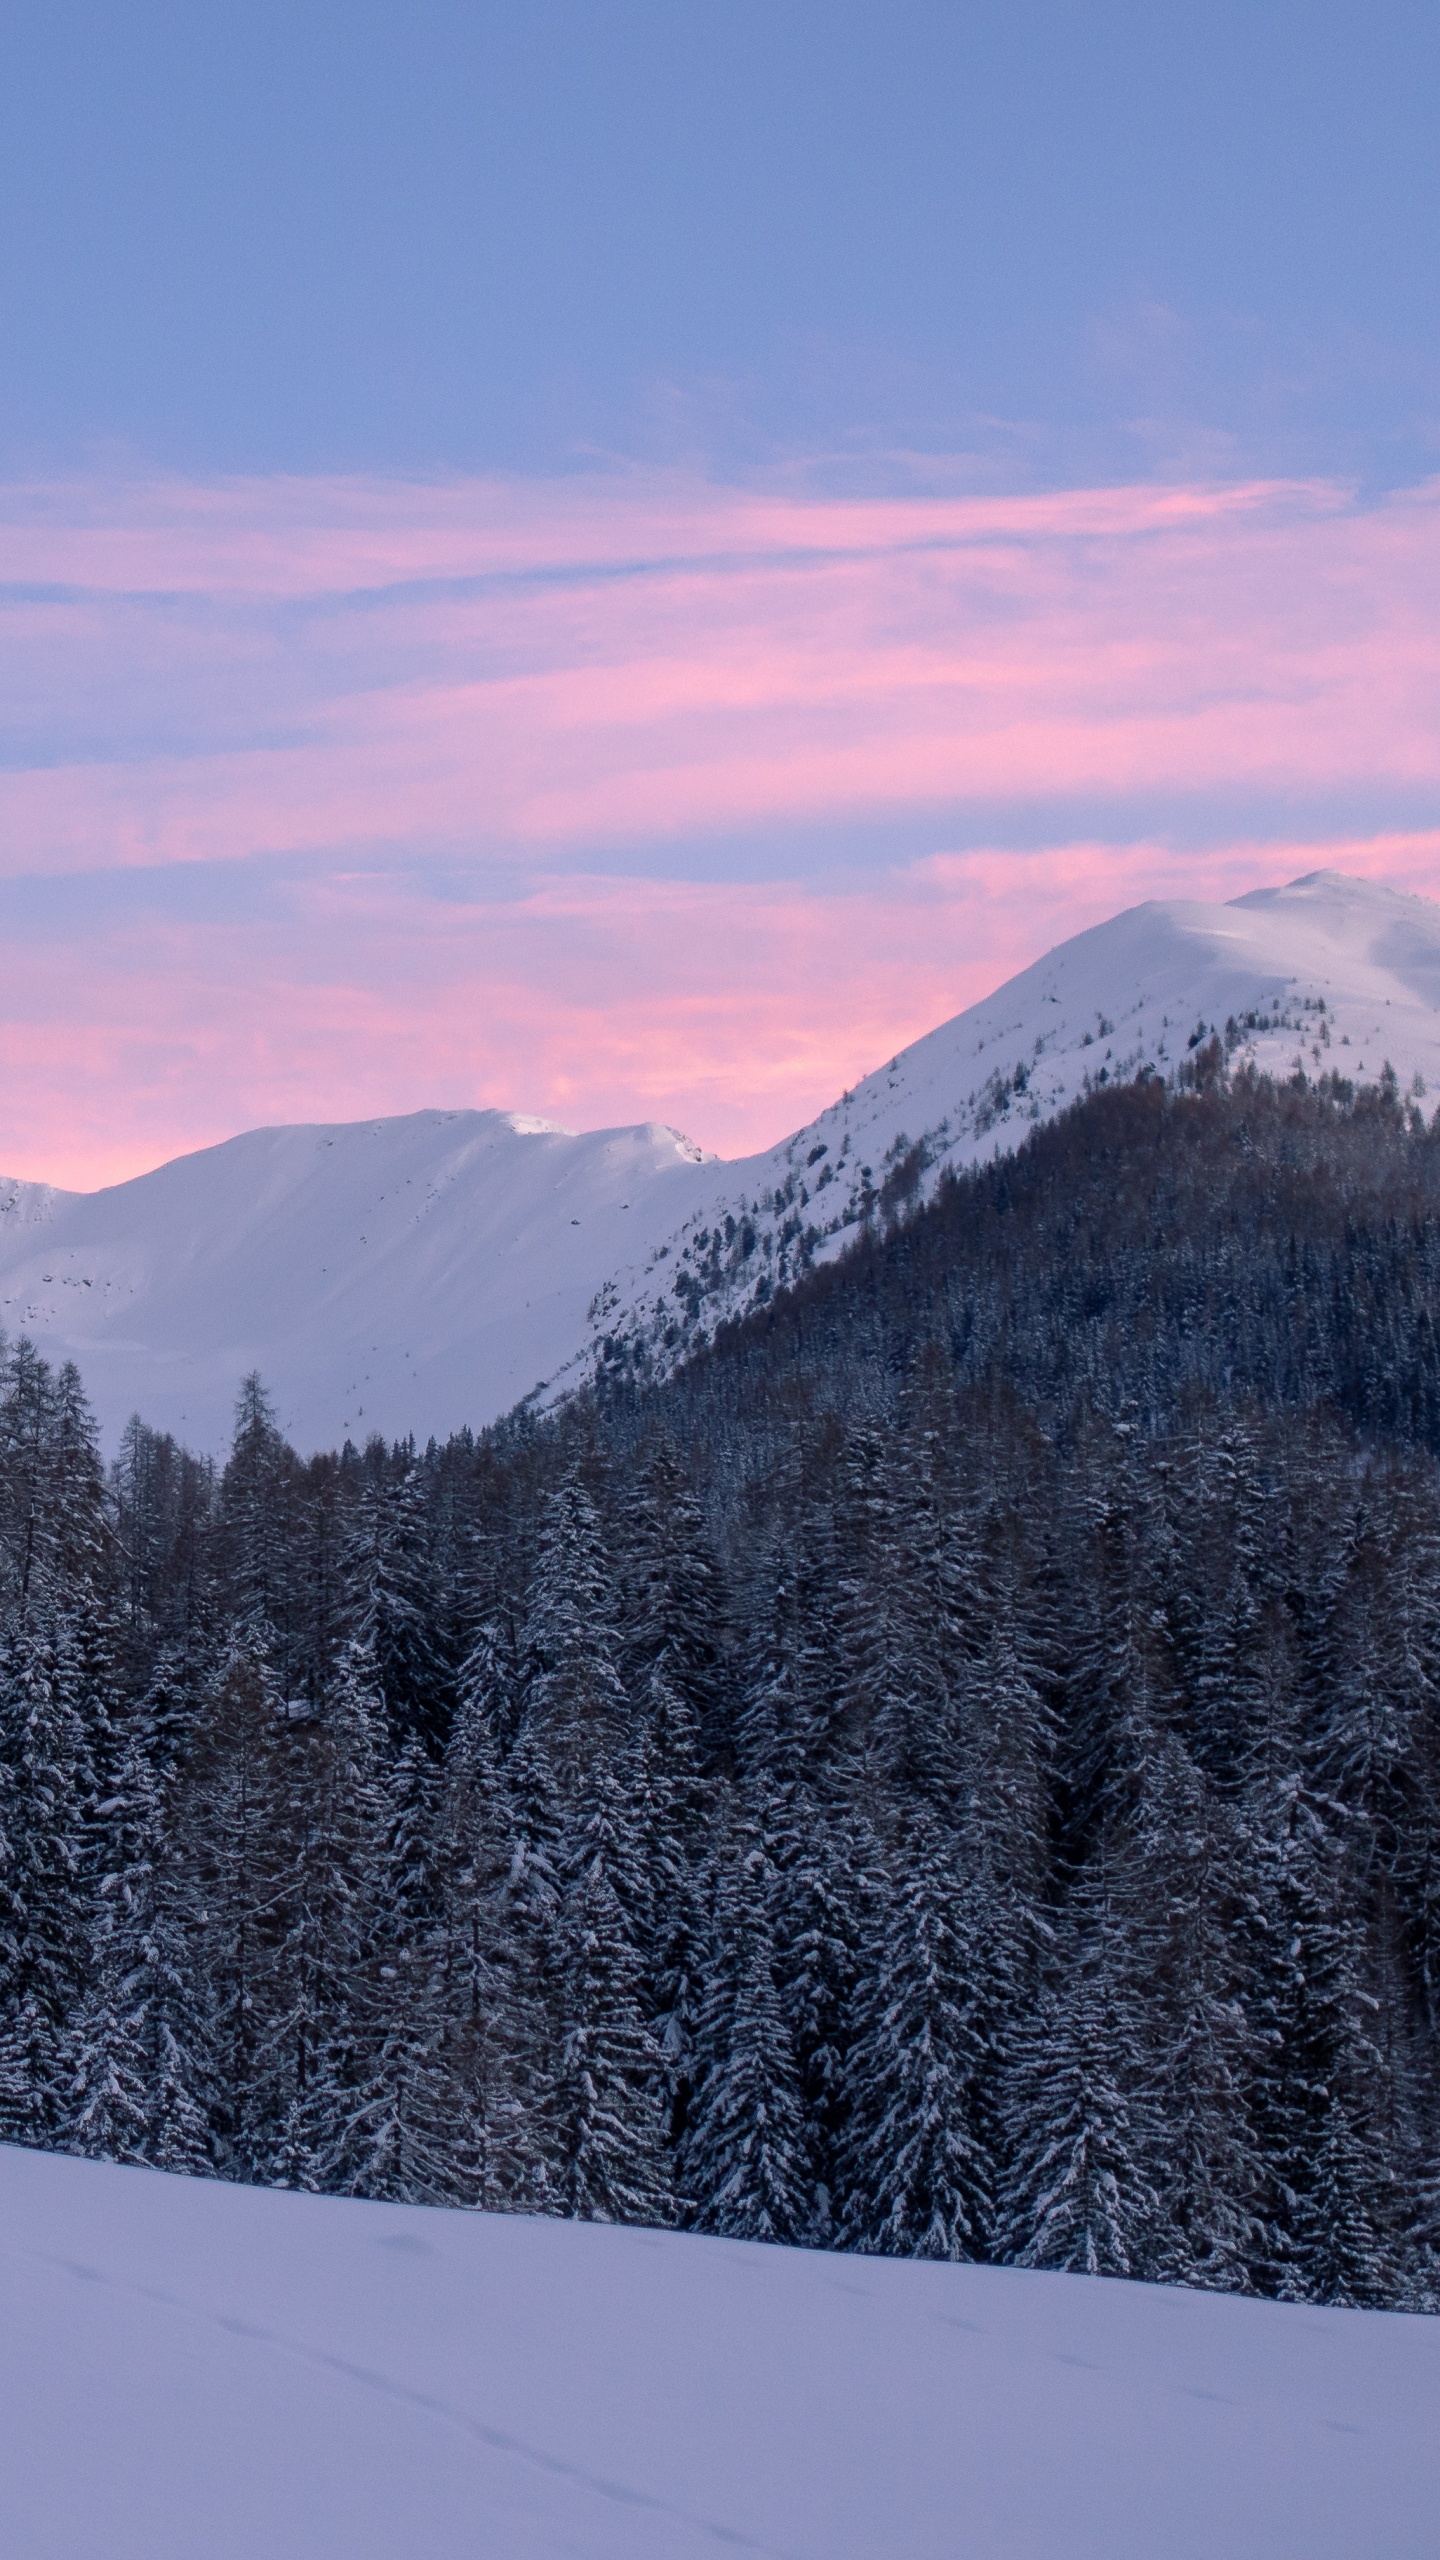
[[570, 871, 1440, 1390], [3, 871, 1439, 1453], [0, 1112, 715, 1454], [3, 2146, 1435, 2560]]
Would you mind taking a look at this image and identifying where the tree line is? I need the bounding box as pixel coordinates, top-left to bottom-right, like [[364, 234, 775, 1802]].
[[1, 1064, 1439, 2308]]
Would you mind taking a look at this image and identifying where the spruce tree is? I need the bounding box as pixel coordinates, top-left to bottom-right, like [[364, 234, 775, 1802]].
[[0, 1339, 60, 1614], [314, 1722, 463, 2205], [266, 1640, 388, 2187], [1059, 1447, 1174, 1858], [348, 1467, 451, 1750], [684, 1820, 807, 2243], [1128, 1735, 1263, 2288], [1239, 1721, 1398, 2305], [996, 1879, 1157, 2278], [550, 1749, 673, 2224], [441, 1676, 544, 2208], [841, 1818, 993, 2260], [180, 1627, 288, 2175], [771, 1790, 862, 2234], [0, 1613, 90, 2144], [622, 1436, 725, 1750], [219, 1375, 297, 1648], [523, 1472, 627, 1780], [67, 1726, 213, 2172]]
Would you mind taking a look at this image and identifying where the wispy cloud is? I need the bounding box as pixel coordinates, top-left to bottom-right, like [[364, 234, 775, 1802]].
[[1, 467, 1437, 1183]]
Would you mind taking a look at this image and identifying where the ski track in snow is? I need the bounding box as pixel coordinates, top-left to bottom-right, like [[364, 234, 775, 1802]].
[[4, 870, 1440, 1453]]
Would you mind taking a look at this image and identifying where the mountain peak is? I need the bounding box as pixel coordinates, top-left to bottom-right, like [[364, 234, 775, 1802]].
[[1230, 867, 1431, 911], [580, 868, 1440, 1395], [4, 870, 1439, 1451]]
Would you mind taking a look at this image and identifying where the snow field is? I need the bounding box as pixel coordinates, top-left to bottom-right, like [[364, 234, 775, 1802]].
[[3, 2143, 1437, 2560]]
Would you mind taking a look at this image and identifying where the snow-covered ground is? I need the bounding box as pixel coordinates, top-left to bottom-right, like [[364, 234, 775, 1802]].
[[3, 2146, 1435, 2560], [4, 871, 1440, 1452]]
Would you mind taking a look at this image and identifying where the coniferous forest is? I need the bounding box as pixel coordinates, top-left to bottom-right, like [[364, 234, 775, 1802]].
[[4, 1064, 1440, 2309]]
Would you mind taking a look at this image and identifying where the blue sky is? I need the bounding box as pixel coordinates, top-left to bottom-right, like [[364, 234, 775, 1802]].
[[4, 1, 1438, 488], [2, 4, 1439, 1186]]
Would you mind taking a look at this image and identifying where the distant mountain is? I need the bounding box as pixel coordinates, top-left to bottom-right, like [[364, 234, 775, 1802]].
[[0, 1112, 715, 1453], [3, 870, 1437, 1451], [566, 869, 1440, 1394]]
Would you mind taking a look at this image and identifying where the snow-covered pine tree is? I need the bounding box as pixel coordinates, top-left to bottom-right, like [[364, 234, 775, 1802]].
[[66, 1721, 213, 2172], [617, 1441, 717, 2140], [218, 1375, 298, 1649], [444, 1634, 514, 1889], [111, 1417, 218, 1679], [940, 1532, 1057, 2137], [1126, 1733, 1263, 2288], [995, 1874, 1158, 2278], [770, 1787, 864, 2237], [957, 1532, 1056, 1907], [347, 1466, 452, 1751], [860, 1406, 984, 1809], [522, 1471, 627, 1781], [501, 1721, 566, 1957], [440, 1671, 548, 2209], [178, 1625, 288, 2176], [614, 1650, 709, 2150], [453, 1603, 525, 1762], [684, 1812, 807, 2243], [1183, 1525, 1270, 1792], [265, 1638, 389, 2189], [0, 1612, 90, 2144], [832, 1424, 913, 1779], [49, 1362, 112, 1613], [622, 1435, 725, 1753], [840, 1814, 993, 2260], [312, 1720, 466, 2205], [737, 1530, 836, 1788], [134, 1641, 204, 1787], [548, 1746, 673, 2224], [1238, 1709, 1399, 2306], [1058, 1437, 1175, 1860], [0, 1338, 61, 1616]]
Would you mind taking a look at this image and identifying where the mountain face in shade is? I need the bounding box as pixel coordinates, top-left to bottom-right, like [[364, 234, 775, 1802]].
[[3, 871, 1439, 1452]]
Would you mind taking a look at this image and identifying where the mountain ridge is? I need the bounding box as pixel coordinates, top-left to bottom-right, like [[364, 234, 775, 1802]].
[[3, 870, 1439, 1451], [558, 868, 1440, 1400]]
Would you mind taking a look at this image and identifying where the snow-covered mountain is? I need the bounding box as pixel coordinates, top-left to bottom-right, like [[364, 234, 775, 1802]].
[[5, 2145, 1435, 2560], [0, 1112, 717, 1454], [560, 868, 1440, 1395], [4, 870, 1439, 1452]]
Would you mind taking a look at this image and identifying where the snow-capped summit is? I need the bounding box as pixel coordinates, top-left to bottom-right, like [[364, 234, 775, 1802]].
[[2, 872, 1437, 1453], [0, 1109, 717, 1454], [570, 871, 1440, 1390]]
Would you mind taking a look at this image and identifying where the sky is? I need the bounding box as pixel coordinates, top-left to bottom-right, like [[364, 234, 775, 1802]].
[[2, 3, 1438, 1185]]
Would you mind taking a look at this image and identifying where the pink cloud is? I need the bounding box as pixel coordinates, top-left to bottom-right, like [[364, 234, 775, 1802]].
[[0, 466, 1307, 599], [2, 468, 1438, 877], [0, 462, 1438, 1184], [2, 827, 1438, 1192]]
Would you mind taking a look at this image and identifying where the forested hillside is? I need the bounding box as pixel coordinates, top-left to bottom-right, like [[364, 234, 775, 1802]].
[[3, 1063, 1439, 2309]]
